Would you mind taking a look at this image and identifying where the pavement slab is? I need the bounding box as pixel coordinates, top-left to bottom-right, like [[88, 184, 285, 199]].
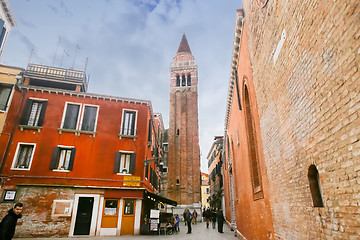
[[14, 222, 238, 240]]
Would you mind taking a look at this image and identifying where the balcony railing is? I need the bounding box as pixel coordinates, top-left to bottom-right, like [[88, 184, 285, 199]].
[[25, 63, 88, 91]]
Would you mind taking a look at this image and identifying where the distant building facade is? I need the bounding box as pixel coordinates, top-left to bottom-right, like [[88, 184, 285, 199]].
[[223, 1, 360, 239], [167, 34, 201, 206], [207, 136, 224, 211], [0, 64, 173, 238], [0, 0, 16, 59], [0, 64, 23, 132], [201, 172, 210, 209]]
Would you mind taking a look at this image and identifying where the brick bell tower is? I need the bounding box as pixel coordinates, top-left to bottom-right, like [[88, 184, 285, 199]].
[[167, 33, 201, 206]]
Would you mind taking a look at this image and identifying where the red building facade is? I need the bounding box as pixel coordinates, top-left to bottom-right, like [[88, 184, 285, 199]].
[[223, 10, 274, 239], [0, 65, 167, 237]]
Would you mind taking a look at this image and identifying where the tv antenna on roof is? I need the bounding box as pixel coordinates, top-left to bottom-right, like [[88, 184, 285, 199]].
[[52, 35, 61, 66], [72, 44, 80, 68]]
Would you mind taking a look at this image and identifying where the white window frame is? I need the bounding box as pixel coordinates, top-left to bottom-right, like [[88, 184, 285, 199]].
[[119, 109, 138, 137], [51, 200, 73, 217], [61, 102, 82, 130], [52, 145, 75, 172], [0, 83, 14, 113], [60, 102, 99, 133], [26, 98, 48, 126], [10, 142, 36, 170], [79, 104, 99, 132], [117, 150, 134, 175]]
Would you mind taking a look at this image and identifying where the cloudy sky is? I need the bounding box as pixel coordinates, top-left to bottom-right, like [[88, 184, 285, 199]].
[[2, 0, 241, 173]]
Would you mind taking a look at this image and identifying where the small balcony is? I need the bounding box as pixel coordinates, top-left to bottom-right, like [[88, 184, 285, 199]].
[[24, 63, 88, 92]]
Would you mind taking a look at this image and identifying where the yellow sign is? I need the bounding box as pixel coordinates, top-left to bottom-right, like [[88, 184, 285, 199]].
[[123, 176, 141, 187]]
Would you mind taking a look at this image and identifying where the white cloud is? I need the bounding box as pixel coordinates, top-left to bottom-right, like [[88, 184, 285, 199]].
[[2, 0, 241, 173]]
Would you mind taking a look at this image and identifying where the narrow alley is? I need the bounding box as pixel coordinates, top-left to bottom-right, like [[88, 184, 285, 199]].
[[14, 222, 236, 240]]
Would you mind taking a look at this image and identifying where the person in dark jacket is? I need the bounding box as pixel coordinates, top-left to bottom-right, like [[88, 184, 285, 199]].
[[0, 203, 23, 240], [211, 209, 217, 229], [204, 208, 211, 228], [217, 209, 225, 233], [183, 208, 192, 234]]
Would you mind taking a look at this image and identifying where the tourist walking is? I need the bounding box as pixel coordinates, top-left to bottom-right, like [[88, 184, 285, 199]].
[[0, 203, 23, 240], [217, 209, 225, 233]]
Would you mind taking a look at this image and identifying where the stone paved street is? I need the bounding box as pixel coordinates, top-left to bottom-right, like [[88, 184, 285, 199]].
[[14, 222, 237, 240]]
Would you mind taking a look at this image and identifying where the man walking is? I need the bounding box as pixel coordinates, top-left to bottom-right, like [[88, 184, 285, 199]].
[[0, 203, 23, 240], [217, 209, 225, 233], [184, 208, 192, 234]]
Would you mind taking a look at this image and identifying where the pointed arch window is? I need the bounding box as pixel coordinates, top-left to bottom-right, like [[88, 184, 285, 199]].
[[187, 74, 191, 86], [308, 165, 324, 207], [244, 84, 263, 199], [176, 75, 180, 87], [182, 75, 186, 86]]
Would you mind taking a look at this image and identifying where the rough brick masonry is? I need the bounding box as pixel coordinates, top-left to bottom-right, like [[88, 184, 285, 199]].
[[242, 0, 359, 239]]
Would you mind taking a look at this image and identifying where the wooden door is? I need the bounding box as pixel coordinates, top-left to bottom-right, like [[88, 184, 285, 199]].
[[120, 199, 135, 235], [101, 199, 119, 228], [74, 197, 94, 235]]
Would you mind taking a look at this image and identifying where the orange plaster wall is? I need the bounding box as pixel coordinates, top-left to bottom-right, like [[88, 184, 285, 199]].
[[0, 88, 154, 190], [226, 25, 274, 240]]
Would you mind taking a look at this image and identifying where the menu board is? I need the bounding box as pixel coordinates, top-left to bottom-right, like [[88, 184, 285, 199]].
[[150, 219, 159, 231]]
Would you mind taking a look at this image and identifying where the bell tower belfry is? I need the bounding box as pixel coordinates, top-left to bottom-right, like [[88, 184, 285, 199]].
[[167, 33, 201, 206]]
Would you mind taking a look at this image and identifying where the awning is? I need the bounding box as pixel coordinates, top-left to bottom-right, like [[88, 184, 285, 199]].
[[144, 190, 177, 206]]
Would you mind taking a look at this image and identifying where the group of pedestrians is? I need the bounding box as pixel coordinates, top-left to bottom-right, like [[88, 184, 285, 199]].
[[203, 207, 225, 233]]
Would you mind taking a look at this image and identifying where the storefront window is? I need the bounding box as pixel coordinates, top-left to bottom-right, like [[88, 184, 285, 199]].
[[104, 199, 118, 215], [124, 199, 134, 215]]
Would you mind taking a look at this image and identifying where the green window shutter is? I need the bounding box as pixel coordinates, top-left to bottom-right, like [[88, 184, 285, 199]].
[[114, 152, 121, 173], [68, 148, 76, 171], [20, 99, 33, 125], [50, 147, 60, 170], [37, 101, 48, 126], [129, 153, 136, 174]]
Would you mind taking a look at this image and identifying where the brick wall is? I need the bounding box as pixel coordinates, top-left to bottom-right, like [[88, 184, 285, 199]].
[[242, 0, 360, 239], [0, 186, 75, 238]]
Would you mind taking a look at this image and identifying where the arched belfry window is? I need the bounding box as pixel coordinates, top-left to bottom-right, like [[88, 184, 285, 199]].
[[308, 165, 324, 207], [244, 84, 263, 199], [187, 74, 191, 86], [182, 75, 186, 86], [176, 75, 180, 87]]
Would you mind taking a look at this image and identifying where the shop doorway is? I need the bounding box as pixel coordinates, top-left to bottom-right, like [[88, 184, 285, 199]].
[[120, 199, 135, 235]]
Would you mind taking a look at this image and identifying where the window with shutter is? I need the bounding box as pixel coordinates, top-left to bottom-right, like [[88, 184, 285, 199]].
[[21, 99, 48, 127], [148, 119, 152, 142], [61, 102, 99, 133], [62, 103, 80, 130], [11, 143, 36, 170], [0, 84, 12, 111], [115, 151, 135, 174], [80, 105, 98, 131], [120, 110, 137, 136], [50, 146, 76, 171]]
